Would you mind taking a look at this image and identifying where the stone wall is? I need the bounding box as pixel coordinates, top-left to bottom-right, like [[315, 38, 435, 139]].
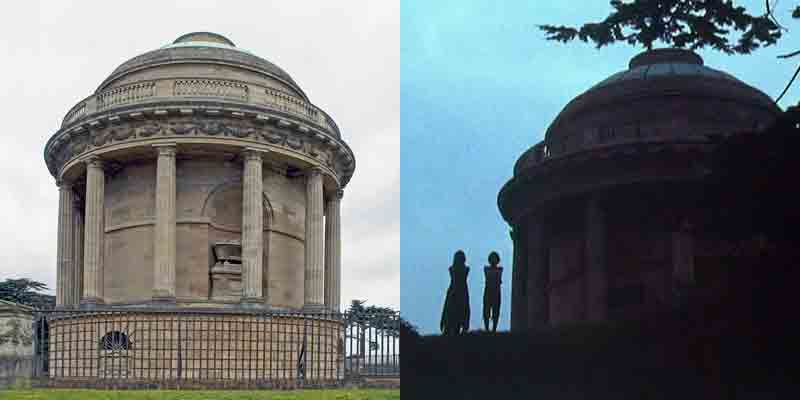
[[0, 301, 35, 387], [101, 156, 306, 307], [46, 311, 341, 382]]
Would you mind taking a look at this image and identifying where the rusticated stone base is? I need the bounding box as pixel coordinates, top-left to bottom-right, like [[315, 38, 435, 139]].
[[46, 311, 343, 384]]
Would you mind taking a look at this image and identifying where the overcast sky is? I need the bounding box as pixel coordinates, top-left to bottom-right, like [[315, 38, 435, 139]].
[[0, 1, 399, 310], [401, 0, 799, 334]]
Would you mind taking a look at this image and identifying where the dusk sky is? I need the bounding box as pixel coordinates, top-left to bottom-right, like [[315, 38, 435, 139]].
[[400, 0, 799, 334]]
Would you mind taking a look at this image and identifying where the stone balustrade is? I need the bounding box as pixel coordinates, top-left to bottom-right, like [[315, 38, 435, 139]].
[[62, 101, 87, 126], [512, 124, 721, 176], [174, 79, 248, 100], [60, 78, 341, 138], [96, 82, 157, 110]]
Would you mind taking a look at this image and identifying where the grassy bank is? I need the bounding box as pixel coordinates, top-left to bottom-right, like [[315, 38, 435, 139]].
[[0, 389, 400, 400]]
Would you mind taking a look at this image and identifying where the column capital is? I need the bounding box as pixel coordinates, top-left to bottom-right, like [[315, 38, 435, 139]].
[[153, 143, 177, 157], [307, 166, 324, 178], [242, 147, 265, 162], [56, 179, 74, 190], [84, 155, 104, 169]]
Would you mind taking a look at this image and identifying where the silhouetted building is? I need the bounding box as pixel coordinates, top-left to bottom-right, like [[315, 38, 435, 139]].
[[499, 49, 780, 330]]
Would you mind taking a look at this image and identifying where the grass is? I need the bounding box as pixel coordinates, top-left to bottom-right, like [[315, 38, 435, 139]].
[[0, 389, 400, 400]]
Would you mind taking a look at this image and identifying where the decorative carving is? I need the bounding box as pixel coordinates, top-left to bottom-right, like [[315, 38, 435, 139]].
[[137, 122, 161, 137], [112, 128, 135, 141], [170, 124, 197, 135], [210, 241, 244, 301], [200, 121, 223, 136], [92, 130, 112, 147], [47, 115, 355, 187], [223, 124, 255, 138], [262, 130, 286, 145], [286, 136, 303, 150], [174, 79, 248, 101]]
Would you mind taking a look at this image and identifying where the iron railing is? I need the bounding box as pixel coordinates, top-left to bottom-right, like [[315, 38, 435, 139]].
[[30, 308, 399, 387]]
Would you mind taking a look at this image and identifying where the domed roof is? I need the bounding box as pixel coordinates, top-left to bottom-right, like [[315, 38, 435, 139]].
[[544, 48, 779, 143], [95, 32, 306, 99]]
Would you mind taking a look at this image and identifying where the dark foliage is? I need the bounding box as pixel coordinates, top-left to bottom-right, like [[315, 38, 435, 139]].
[[0, 278, 55, 309], [700, 103, 800, 242], [539, 0, 782, 54]]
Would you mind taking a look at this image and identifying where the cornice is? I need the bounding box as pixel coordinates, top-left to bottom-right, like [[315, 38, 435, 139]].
[[498, 141, 714, 224], [45, 101, 355, 187]]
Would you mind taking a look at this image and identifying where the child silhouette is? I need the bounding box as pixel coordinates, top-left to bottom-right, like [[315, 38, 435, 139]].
[[483, 251, 502, 333]]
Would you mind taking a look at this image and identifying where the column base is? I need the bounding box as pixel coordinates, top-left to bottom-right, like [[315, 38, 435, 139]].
[[240, 297, 266, 309], [150, 295, 177, 308], [79, 297, 104, 309], [325, 305, 341, 314], [302, 303, 327, 314]]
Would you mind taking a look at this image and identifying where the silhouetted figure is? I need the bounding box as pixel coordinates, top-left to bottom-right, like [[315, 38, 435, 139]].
[[440, 250, 470, 335], [483, 251, 502, 332]]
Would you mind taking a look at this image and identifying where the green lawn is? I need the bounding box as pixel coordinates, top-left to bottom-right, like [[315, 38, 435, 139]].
[[0, 389, 399, 400]]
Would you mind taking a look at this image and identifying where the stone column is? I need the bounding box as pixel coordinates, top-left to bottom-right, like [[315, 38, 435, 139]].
[[585, 197, 607, 321], [241, 148, 264, 306], [304, 167, 325, 310], [526, 218, 548, 328], [672, 219, 694, 285], [152, 144, 177, 303], [81, 156, 105, 306], [324, 189, 343, 312], [72, 199, 84, 307], [509, 225, 528, 332], [55, 181, 75, 308]]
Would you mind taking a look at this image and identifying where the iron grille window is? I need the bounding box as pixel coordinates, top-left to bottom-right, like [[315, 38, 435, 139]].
[[100, 331, 131, 351]]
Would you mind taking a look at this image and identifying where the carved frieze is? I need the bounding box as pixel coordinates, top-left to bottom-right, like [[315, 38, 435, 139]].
[[170, 124, 197, 135], [262, 130, 286, 145], [138, 122, 162, 138], [47, 113, 353, 186]]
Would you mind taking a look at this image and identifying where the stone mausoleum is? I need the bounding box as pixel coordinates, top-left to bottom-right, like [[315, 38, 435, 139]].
[[499, 49, 780, 330], [41, 32, 355, 382]]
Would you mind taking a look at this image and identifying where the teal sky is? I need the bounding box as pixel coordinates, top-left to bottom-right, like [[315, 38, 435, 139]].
[[400, 0, 800, 334]]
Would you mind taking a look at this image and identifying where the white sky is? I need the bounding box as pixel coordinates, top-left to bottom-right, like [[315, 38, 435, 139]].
[[0, 1, 399, 310]]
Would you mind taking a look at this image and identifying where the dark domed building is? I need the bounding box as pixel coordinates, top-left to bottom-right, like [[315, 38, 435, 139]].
[[499, 49, 780, 330]]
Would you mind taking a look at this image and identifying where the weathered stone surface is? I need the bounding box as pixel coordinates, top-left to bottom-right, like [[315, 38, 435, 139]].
[[0, 300, 34, 387]]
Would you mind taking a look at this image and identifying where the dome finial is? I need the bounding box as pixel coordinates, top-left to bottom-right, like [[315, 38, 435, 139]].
[[629, 48, 703, 69], [173, 32, 235, 47]]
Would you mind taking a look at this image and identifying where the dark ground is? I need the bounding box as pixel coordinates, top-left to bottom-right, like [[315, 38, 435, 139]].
[[401, 259, 800, 399]]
